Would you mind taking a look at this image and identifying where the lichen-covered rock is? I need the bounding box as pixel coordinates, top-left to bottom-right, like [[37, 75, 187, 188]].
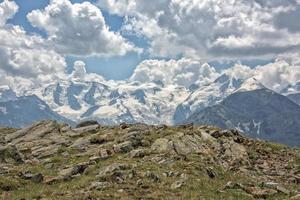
[[0, 145, 24, 164], [0, 122, 298, 199], [57, 162, 89, 181], [151, 138, 174, 153], [19, 172, 43, 183], [113, 141, 133, 153]]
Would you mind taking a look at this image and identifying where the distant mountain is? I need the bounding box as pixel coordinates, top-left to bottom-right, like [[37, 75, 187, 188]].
[[0, 86, 17, 102], [186, 88, 300, 146], [0, 95, 74, 128], [173, 76, 260, 124], [32, 80, 189, 125], [0, 74, 299, 147], [280, 82, 300, 106]]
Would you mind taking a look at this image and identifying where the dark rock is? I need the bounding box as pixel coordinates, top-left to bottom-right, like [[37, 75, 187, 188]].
[[113, 141, 133, 153], [19, 172, 43, 183], [120, 123, 129, 129], [76, 121, 99, 128], [206, 167, 216, 179]]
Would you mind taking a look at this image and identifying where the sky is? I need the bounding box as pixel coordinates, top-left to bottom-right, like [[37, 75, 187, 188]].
[[0, 0, 299, 92]]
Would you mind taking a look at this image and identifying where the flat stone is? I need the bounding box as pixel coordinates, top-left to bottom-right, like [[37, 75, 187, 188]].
[[129, 149, 145, 158], [19, 172, 43, 183], [244, 187, 277, 199], [89, 181, 110, 191], [100, 149, 110, 159], [57, 162, 89, 181], [113, 141, 133, 153], [151, 138, 174, 153]]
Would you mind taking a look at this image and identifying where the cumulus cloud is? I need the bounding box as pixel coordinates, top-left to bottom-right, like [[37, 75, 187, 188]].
[[129, 55, 300, 92], [69, 60, 106, 83], [254, 58, 300, 92], [0, 0, 124, 93], [27, 0, 140, 57], [129, 58, 219, 88], [99, 0, 300, 59], [0, 1, 67, 93], [71, 61, 87, 79], [0, 0, 18, 26], [224, 64, 254, 80], [221, 56, 300, 92], [0, 0, 299, 97]]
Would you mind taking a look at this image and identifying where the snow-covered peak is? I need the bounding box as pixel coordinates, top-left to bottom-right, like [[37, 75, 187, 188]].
[[0, 86, 17, 102], [29, 78, 189, 125], [235, 78, 265, 93]]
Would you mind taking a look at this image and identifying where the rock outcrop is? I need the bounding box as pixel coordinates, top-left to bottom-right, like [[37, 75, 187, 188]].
[[0, 121, 299, 199]]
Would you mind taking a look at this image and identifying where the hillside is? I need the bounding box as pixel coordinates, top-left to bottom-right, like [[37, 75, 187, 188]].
[[0, 95, 74, 128], [186, 88, 300, 147], [0, 121, 299, 199]]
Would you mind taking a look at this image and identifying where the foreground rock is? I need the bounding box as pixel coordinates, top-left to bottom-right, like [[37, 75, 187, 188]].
[[0, 121, 299, 199]]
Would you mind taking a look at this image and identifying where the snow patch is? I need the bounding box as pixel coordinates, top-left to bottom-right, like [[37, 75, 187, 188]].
[[0, 107, 7, 115]]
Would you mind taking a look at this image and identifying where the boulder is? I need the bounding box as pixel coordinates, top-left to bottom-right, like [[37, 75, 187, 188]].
[[97, 163, 131, 181], [223, 140, 248, 160], [76, 121, 99, 128], [113, 141, 133, 153], [151, 138, 174, 153], [57, 162, 89, 181], [19, 172, 43, 183], [89, 181, 110, 191], [0, 145, 24, 164], [130, 149, 145, 158], [100, 149, 110, 159]]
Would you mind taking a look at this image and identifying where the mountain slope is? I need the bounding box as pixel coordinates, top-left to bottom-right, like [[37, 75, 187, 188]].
[[0, 86, 17, 103], [186, 88, 300, 146], [174, 76, 261, 124], [0, 121, 299, 199], [0, 95, 74, 128], [34, 80, 189, 125], [280, 82, 300, 106]]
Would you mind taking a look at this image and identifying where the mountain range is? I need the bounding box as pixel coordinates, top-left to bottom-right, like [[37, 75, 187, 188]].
[[0, 74, 299, 146]]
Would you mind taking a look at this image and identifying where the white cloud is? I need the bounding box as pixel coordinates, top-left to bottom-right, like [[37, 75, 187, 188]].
[[129, 55, 300, 92], [129, 58, 219, 88], [0, 1, 66, 94], [254, 58, 300, 92], [71, 61, 87, 80], [0, 0, 18, 26], [224, 64, 254, 80], [99, 0, 300, 59], [69, 60, 106, 83], [221, 55, 300, 92], [0, 0, 298, 97], [27, 0, 140, 57]]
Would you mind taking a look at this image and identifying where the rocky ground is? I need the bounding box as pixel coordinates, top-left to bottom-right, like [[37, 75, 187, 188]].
[[0, 121, 299, 200]]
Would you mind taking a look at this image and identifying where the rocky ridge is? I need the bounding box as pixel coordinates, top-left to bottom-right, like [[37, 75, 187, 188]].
[[0, 121, 299, 199]]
